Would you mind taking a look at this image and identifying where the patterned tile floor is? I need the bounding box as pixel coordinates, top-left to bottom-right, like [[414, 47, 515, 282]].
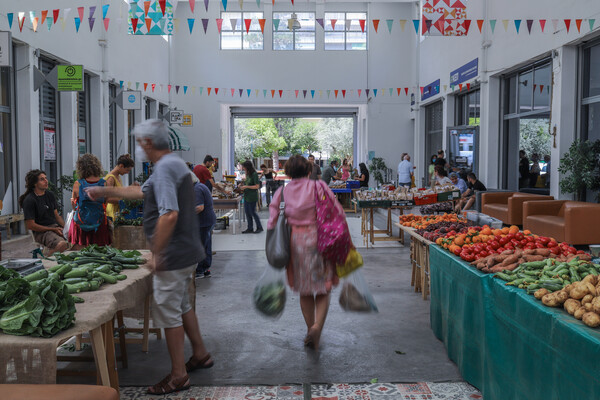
[[120, 382, 482, 400]]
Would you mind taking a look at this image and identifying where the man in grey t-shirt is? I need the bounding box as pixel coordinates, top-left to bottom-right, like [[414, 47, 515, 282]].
[[86, 120, 213, 395], [322, 159, 338, 184], [308, 154, 322, 180]]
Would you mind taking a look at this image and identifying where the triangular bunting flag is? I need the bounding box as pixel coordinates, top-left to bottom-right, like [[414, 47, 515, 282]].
[[412, 19, 419, 34], [102, 5, 110, 20], [77, 7, 84, 21], [216, 19, 223, 33], [89, 6, 96, 19], [119, 81, 124, 88], [176, 85, 180, 94], [564, 19, 571, 33], [331, 19, 337, 30], [303, 90, 307, 98], [53, 9, 60, 24], [399, 19, 406, 32], [319, 90, 322, 98], [47, 17, 53, 31], [244, 19, 251, 34], [443, 85, 447, 92], [131, 18, 139, 33], [259, 19, 265, 33], [32, 17, 39, 32], [540, 85, 544, 94], [490, 19, 496, 33], [136, 82, 140, 90], [373, 89, 378, 97], [184, 86, 188, 94], [7, 13, 13, 29], [144, 83, 148, 91], [373, 19, 380, 33], [334, 90, 339, 98], [188, 18, 195, 33], [295, 90, 299, 98], [208, 87, 212, 95], [342, 90, 346, 98], [230, 18, 237, 31], [514, 19, 521, 33], [389, 88, 393, 97], [405, 87, 409, 95], [189, 0, 196, 13], [231, 88, 235, 97], [359, 19, 366, 32], [365, 89, 370, 97], [197, 87, 203, 95], [256, 0, 260, 7], [144, 1, 151, 16], [463, 20, 471, 34], [271, 90, 275, 98], [152, 84, 156, 92], [278, 90, 282, 97], [18, 13, 25, 32], [327, 90, 331, 98], [533, 84, 537, 92], [316, 18, 324, 29], [202, 18, 209, 33], [74, 17, 81, 32], [102, 17, 109, 31], [552, 19, 559, 32], [41, 10, 48, 25], [526, 19, 533, 34], [239, 0, 244, 9], [205, 0, 210, 11], [459, 83, 463, 91], [425, 19, 433, 34], [502, 19, 509, 32], [540, 19, 546, 32], [191, 86, 195, 94], [346, 19, 352, 31], [386, 19, 393, 33], [215, 87, 219, 95], [159, 0, 167, 16], [239, 89, 243, 97], [263, 89, 267, 97], [29, 11, 36, 25], [381, 89, 386, 96], [477, 19, 483, 33], [590, 19, 596, 31], [397, 88, 401, 96], [576, 19, 582, 33], [247, 89, 251, 97], [222, 0, 228, 11], [273, 19, 280, 31], [64, 8, 71, 19], [89, 17, 95, 32], [146, 17, 152, 33], [466, 83, 471, 90], [61, 17, 66, 31]]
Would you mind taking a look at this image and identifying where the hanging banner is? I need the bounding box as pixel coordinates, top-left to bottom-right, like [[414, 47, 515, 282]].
[[450, 58, 478, 87], [421, 79, 440, 101], [422, 0, 468, 36], [0, 32, 11, 67], [129, 0, 174, 35], [57, 65, 83, 91]]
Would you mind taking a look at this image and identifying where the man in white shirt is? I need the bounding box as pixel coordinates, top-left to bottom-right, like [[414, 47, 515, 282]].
[[397, 154, 413, 187]]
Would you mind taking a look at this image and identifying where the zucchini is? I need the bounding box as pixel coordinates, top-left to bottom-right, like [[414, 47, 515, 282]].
[[521, 261, 546, 269], [94, 265, 112, 274], [121, 264, 139, 270], [93, 271, 117, 284], [62, 277, 88, 285], [55, 264, 73, 277], [64, 268, 90, 279], [48, 264, 64, 273], [24, 269, 49, 282], [569, 267, 581, 282], [89, 280, 101, 291], [116, 274, 127, 281], [66, 282, 90, 294], [72, 296, 85, 303]]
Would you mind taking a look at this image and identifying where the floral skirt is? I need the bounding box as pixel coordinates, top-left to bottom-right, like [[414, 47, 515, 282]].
[[286, 224, 339, 296], [69, 219, 111, 246]]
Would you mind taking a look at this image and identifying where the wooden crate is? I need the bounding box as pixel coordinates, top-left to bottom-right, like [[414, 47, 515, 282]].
[[112, 226, 149, 250]]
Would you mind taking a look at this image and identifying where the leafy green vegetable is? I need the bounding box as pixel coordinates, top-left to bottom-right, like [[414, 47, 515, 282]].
[[0, 277, 31, 313], [0, 294, 43, 336], [253, 281, 286, 317]]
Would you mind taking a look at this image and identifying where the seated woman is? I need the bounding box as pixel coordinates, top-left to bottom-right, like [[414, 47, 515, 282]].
[[434, 165, 452, 186], [357, 163, 369, 188]]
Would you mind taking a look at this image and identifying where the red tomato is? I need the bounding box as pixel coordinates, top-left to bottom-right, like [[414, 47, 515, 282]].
[[525, 243, 536, 250], [499, 237, 509, 246], [479, 251, 488, 257], [511, 239, 520, 247], [539, 237, 550, 245], [547, 241, 558, 248], [527, 236, 536, 243], [515, 232, 524, 241], [489, 240, 500, 250], [550, 246, 561, 255], [505, 244, 515, 250], [453, 247, 461, 256], [520, 239, 529, 247], [577, 250, 586, 254], [535, 243, 545, 249], [464, 254, 475, 262]]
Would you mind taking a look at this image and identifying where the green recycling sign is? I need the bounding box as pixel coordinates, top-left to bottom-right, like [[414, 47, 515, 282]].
[[57, 65, 83, 91]]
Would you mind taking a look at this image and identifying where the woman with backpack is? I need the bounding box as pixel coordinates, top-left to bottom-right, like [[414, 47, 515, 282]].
[[69, 153, 111, 246]]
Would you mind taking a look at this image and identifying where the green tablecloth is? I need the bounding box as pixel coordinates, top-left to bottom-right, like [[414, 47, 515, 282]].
[[429, 245, 600, 400]]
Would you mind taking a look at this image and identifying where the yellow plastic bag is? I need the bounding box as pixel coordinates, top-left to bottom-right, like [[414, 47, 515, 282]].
[[336, 248, 364, 278]]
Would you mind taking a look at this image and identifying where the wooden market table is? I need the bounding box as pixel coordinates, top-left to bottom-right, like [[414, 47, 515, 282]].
[[331, 188, 354, 212], [213, 196, 242, 234], [395, 224, 433, 300], [0, 252, 153, 394], [354, 200, 412, 248]]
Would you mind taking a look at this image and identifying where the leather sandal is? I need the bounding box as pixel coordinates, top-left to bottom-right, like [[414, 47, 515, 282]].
[[147, 374, 190, 395], [185, 353, 214, 372]]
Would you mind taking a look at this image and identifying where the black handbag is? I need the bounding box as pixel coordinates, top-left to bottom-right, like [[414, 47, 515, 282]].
[[265, 187, 291, 269]]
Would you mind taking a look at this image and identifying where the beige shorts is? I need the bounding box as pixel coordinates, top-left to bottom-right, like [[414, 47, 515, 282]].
[[152, 265, 196, 329], [33, 224, 65, 249]]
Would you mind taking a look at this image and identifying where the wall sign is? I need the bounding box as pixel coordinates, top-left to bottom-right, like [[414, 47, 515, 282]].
[[182, 114, 193, 127], [421, 79, 440, 101], [169, 111, 183, 124], [450, 58, 478, 86], [57, 65, 83, 91], [0, 32, 10, 67], [122, 90, 142, 110]]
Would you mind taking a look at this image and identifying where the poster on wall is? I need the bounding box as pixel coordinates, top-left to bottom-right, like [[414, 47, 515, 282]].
[[128, 0, 174, 35], [422, 0, 468, 36], [43, 128, 56, 161]]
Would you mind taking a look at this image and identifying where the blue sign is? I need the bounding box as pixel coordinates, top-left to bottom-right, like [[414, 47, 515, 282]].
[[450, 58, 478, 86], [421, 79, 440, 101], [128, 94, 136, 103]]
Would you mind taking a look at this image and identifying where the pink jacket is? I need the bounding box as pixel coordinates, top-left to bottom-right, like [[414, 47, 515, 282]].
[[267, 178, 318, 229]]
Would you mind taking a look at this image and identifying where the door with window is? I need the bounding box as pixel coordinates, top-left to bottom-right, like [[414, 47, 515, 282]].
[[0, 66, 14, 213], [424, 101, 443, 186], [39, 58, 60, 184]]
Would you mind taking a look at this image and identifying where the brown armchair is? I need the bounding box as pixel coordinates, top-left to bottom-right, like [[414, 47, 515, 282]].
[[481, 192, 554, 226], [523, 200, 600, 245], [1, 384, 119, 400]]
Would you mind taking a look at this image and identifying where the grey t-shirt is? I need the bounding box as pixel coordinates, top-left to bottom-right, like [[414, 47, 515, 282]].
[[309, 164, 322, 180], [142, 153, 204, 270], [322, 166, 335, 184]]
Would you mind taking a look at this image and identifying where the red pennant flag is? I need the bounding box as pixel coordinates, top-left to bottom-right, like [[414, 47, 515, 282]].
[[467, 83, 471, 90], [358, 89, 362, 97], [152, 84, 156, 92], [145, 18, 152, 33], [540, 85, 544, 94], [189, 0, 196, 13], [342, 90, 346, 98], [207, 87, 212, 95], [463, 19, 471, 34], [159, 0, 167, 16], [271, 90, 275, 98], [359, 19, 366, 33], [244, 19, 251, 33], [295, 90, 299, 98], [131, 18, 139, 33], [144, 1, 151, 17], [278, 90, 283, 97], [18, 15, 25, 32], [291, 0, 294, 5], [334, 90, 339, 98], [576, 19, 582, 33], [168, 85, 172, 93], [41, 10, 48, 25], [53, 9, 60, 24], [231, 88, 235, 96], [103, 18, 110, 31], [397, 88, 401, 96], [331, 19, 337, 30], [215, 88, 219, 95], [539, 19, 546, 32], [477, 19, 483, 33], [564, 19, 571, 33], [459, 83, 463, 91], [77, 7, 84, 21], [404, 87, 409, 95], [259, 18, 265, 33], [372, 19, 380, 33], [143, 83, 148, 91], [216, 19, 223, 33]]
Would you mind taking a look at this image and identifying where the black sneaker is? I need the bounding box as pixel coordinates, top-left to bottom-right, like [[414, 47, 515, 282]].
[[254, 228, 264, 233], [203, 271, 211, 278], [242, 229, 254, 234]]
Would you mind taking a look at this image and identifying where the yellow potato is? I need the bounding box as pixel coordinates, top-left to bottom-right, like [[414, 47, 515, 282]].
[[564, 299, 581, 315], [534, 288, 549, 300], [582, 312, 600, 328], [582, 274, 598, 286], [592, 297, 600, 314], [574, 307, 587, 320], [582, 295, 594, 305]]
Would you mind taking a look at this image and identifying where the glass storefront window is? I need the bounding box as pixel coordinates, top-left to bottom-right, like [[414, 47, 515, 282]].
[[455, 89, 480, 126], [583, 41, 600, 142], [518, 70, 533, 113]]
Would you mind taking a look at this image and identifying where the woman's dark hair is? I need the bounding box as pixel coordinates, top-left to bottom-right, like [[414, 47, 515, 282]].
[[284, 155, 312, 179], [260, 164, 267, 169], [76, 153, 104, 179], [19, 169, 46, 208], [242, 160, 256, 176], [342, 159, 348, 166], [435, 165, 448, 177], [117, 154, 134, 168], [430, 155, 437, 164], [359, 163, 368, 176]]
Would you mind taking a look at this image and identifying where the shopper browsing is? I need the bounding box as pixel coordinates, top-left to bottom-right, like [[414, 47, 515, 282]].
[[193, 155, 220, 193], [260, 164, 277, 206], [240, 161, 263, 234], [357, 163, 370, 188], [397, 154, 414, 188], [192, 172, 217, 279], [449, 172, 468, 194], [86, 119, 211, 395], [308, 154, 322, 180]]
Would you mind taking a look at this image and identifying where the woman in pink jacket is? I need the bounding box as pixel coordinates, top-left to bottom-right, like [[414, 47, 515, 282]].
[[267, 155, 340, 350]]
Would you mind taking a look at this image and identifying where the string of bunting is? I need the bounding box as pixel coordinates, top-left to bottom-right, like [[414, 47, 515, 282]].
[[4, 6, 598, 35]]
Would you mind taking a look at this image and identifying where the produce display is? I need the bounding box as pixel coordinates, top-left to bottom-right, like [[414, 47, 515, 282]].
[[415, 220, 470, 242], [420, 202, 453, 215], [253, 281, 286, 317], [399, 213, 465, 230], [0, 266, 75, 337]]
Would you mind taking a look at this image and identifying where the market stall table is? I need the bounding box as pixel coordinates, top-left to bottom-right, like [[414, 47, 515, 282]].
[[354, 200, 411, 248], [213, 196, 242, 234], [395, 224, 433, 299], [0, 253, 153, 394], [429, 245, 600, 400], [331, 188, 354, 211]]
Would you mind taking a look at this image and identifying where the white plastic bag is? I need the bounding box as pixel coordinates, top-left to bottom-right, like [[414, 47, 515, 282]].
[[63, 211, 74, 239], [339, 268, 378, 312], [253, 265, 287, 318]]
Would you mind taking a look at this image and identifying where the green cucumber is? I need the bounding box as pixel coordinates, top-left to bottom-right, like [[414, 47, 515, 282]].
[[62, 277, 88, 285], [93, 271, 117, 284], [521, 261, 546, 269], [569, 267, 581, 282], [94, 265, 112, 274], [121, 264, 139, 270], [55, 264, 73, 277], [89, 280, 101, 291], [64, 268, 90, 279], [495, 272, 514, 281], [24, 269, 49, 282], [72, 296, 85, 303], [116, 274, 127, 281], [66, 282, 90, 294]]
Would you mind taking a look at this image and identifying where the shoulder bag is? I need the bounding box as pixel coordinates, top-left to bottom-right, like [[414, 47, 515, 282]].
[[265, 187, 291, 269]]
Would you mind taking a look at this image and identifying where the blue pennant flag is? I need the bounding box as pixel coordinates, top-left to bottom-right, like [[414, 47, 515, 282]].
[[102, 5, 110, 20], [247, 89, 251, 97], [311, 90, 315, 98], [373, 89, 378, 97], [188, 18, 195, 33], [7, 13, 13, 29], [74, 17, 81, 32]]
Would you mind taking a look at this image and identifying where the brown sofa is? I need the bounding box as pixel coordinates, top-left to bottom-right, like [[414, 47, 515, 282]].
[[1, 384, 118, 400], [523, 200, 600, 245], [481, 192, 554, 226]]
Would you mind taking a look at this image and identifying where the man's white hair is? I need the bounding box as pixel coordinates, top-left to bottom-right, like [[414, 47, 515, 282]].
[[132, 119, 170, 150]]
